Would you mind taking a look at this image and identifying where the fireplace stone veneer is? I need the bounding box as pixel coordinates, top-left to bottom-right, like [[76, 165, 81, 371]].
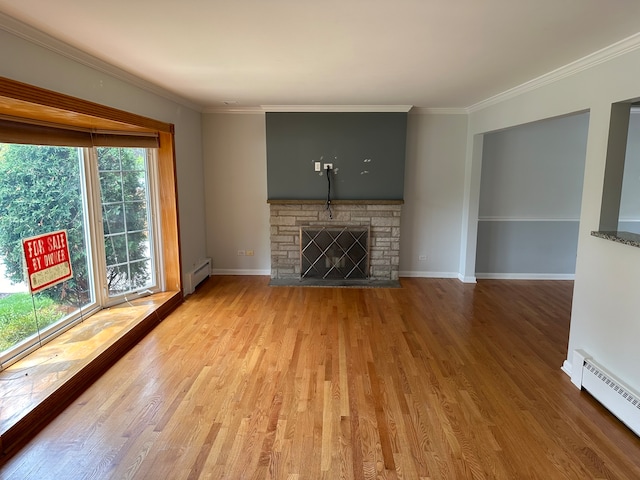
[[268, 200, 402, 281]]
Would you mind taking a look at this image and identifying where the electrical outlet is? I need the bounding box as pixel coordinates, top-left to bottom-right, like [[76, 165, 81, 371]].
[[246, 250, 254, 256], [419, 255, 427, 261], [323, 163, 333, 170], [314, 162, 321, 172], [237, 250, 246, 256]]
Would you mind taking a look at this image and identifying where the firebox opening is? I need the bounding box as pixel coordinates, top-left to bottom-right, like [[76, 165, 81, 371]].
[[301, 226, 369, 280]]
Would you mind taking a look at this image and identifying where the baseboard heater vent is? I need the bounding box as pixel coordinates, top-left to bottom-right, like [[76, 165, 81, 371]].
[[572, 349, 640, 437], [185, 258, 211, 294]]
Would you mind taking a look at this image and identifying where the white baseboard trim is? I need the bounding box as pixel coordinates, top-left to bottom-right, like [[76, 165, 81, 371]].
[[477, 217, 580, 222], [211, 269, 271, 276], [561, 359, 573, 378], [207, 270, 575, 281], [475, 273, 575, 280], [459, 273, 477, 283], [399, 271, 459, 279]]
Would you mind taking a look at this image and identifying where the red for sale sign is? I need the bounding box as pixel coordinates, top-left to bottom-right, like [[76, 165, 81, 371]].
[[22, 230, 73, 294]]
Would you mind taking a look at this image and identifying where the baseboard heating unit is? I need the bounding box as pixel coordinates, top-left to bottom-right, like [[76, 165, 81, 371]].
[[571, 349, 640, 437], [185, 258, 211, 294]]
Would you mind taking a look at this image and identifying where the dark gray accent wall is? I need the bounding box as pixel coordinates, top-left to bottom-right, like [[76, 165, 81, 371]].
[[476, 221, 579, 274], [266, 112, 407, 200]]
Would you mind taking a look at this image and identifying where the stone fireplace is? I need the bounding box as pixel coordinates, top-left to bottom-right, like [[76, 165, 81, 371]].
[[268, 200, 402, 284]]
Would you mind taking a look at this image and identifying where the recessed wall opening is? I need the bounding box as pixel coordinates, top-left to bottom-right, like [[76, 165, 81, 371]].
[[475, 111, 589, 279], [592, 100, 640, 248]]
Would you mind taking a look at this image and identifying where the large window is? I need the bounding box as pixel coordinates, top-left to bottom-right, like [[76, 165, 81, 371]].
[[0, 76, 182, 373], [0, 143, 161, 369]]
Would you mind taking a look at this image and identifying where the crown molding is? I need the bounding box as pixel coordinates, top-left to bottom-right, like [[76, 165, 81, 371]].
[[468, 32, 640, 113], [203, 104, 419, 114], [261, 105, 413, 112], [0, 12, 203, 113], [203, 106, 265, 114], [409, 107, 468, 115]]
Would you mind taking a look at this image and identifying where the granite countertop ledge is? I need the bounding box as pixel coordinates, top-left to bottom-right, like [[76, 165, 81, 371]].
[[267, 199, 404, 205], [591, 230, 640, 248]]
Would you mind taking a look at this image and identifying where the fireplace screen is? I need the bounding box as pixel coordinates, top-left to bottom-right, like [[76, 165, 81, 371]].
[[300, 226, 369, 279]]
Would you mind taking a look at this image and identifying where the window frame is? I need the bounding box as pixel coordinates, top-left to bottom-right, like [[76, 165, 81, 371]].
[[0, 76, 183, 370], [89, 147, 163, 307]]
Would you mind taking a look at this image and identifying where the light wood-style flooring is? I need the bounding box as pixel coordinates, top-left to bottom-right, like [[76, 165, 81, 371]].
[[1, 276, 639, 479]]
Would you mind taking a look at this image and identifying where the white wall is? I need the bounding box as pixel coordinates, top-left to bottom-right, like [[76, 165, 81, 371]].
[[463, 47, 640, 393], [0, 27, 207, 293], [401, 113, 467, 277], [202, 113, 270, 274], [479, 113, 589, 220]]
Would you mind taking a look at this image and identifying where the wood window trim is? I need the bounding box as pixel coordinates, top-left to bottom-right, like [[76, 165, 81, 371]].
[[0, 76, 173, 133], [0, 76, 183, 456], [0, 75, 181, 289]]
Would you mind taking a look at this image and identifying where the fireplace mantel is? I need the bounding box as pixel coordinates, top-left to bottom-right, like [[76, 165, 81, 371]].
[[268, 199, 404, 205]]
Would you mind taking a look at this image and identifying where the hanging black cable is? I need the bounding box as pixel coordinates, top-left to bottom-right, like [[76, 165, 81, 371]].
[[326, 166, 333, 219]]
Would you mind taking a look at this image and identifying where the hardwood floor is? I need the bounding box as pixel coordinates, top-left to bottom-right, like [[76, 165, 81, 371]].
[[1, 276, 639, 479], [0, 291, 182, 454]]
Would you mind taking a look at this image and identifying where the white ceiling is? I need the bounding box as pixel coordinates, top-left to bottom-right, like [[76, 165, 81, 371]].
[[1, 0, 640, 111]]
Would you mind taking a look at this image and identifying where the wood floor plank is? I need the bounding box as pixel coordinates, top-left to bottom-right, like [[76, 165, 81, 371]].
[[2, 276, 640, 479]]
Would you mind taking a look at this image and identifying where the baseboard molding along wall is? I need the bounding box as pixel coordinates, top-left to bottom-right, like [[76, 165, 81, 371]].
[[399, 271, 460, 279], [475, 273, 575, 280], [211, 269, 271, 276]]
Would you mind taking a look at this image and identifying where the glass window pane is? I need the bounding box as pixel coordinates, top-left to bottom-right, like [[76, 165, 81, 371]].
[[120, 147, 145, 171], [123, 171, 146, 202], [130, 259, 151, 288], [128, 231, 150, 261], [106, 260, 151, 296], [97, 148, 121, 171], [0, 292, 59, 353], [0, 144, 94, 362], [106, 264, 129, 294], [97, 147, 154, 298], [103, 204, 125, 234], [99, 172, 123, 203], [125, 201, 148, 230], [105, 233, 127, 267]]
